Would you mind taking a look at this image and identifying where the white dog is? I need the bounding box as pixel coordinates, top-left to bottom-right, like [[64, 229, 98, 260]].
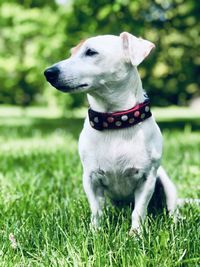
[[44, 32, 177, 234]]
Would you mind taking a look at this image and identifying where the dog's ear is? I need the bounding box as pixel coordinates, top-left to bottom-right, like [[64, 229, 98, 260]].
[[120, 32, 155, 66]]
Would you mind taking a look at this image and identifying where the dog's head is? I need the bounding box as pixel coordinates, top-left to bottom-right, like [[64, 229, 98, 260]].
[[44, 32, 155, 93]]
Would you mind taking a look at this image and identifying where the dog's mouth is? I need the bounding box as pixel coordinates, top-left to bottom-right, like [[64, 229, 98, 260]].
[[50, 82, 89, 93], [76, 83, 89, 89]]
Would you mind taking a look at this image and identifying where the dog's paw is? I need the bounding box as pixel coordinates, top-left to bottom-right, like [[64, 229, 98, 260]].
[[89, 222, 101, 233], [129, 226, 141, 237], [90, 215, 101, 232], [171, 208, 185, 223]]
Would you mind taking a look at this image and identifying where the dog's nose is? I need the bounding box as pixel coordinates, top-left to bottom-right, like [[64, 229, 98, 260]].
[[44, 66, 60, 82]]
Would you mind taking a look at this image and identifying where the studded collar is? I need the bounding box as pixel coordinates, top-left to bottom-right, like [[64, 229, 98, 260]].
[[88, 99, 152, 131]]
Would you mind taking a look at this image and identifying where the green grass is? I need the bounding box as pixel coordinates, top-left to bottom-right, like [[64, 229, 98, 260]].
[[0, 106, 200, 267]]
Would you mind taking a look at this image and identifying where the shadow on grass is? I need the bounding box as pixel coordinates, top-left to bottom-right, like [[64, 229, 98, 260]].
[[32, 117, 84, 139], [0, 116, 200, 140], [157, 117, 200, 132], [0, 117, 84, 140]]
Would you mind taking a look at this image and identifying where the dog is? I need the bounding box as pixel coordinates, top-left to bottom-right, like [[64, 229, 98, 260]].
[[44, 32, 177, 234]]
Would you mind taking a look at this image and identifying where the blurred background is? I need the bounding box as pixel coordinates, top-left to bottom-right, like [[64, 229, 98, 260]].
[[0, 0, 199, 111], [0, 3, 200, 263]]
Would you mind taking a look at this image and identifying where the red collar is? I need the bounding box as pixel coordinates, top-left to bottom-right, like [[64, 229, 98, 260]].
[[88, 99, 152, 131]]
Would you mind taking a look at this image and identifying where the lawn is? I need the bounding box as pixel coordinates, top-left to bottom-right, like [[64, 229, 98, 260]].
[[0, 106, 200, 267]]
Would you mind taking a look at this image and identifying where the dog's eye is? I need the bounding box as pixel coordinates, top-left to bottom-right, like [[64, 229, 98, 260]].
[[85, 48, 98, 57]]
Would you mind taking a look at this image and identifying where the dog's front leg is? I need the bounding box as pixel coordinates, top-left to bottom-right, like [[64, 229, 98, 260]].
[[83, 172, 105, 229], [130, 167, 158, 235]]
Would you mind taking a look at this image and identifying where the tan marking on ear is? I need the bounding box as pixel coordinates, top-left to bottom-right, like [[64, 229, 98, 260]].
[[70, 39, 86, 56]]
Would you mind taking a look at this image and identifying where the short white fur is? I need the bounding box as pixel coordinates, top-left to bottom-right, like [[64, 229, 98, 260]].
[[49, 32, 177, 234]]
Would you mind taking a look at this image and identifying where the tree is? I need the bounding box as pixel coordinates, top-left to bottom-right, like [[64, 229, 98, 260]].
[[0, 0, 199, 107]]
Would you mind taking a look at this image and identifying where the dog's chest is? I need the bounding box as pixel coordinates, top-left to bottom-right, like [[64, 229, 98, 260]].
[[80, 123, 151, 170], [79, 125, 153, 200]]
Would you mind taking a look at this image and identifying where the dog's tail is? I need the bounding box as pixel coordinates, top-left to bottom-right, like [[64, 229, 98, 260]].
[[157, 166, 200, 210], [177, 198, 200, 206]]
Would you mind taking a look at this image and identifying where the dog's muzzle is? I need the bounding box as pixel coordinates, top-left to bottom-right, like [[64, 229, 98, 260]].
[[44, 66, 60, 84], [44, 66, 89, 93], [44, 66, 69, 92]]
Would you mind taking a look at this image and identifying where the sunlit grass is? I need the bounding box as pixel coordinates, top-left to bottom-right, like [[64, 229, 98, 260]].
[[0, 106, 199, 266], [1, 104, 200, 120]]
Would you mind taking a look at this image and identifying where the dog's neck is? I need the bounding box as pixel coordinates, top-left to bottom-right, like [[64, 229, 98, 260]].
[[87, 68, 146, 113]]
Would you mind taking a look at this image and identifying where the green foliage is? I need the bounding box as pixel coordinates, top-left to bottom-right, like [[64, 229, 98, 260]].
[[0, 0, 199, 107], [0, 2, 74, 107], [0, 106, 200, 265]]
